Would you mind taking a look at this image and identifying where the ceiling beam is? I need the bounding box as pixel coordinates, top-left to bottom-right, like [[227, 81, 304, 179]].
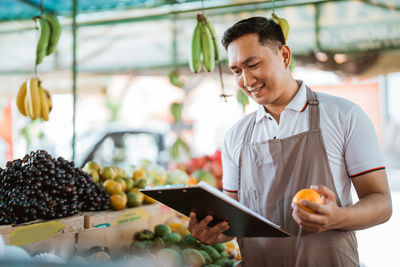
[[17, 0, 56, 14]]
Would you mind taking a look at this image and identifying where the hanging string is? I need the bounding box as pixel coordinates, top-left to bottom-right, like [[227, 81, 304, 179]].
[[272, 0, 276, 14], [34, 0, 44, 77], [201, 0, 204, 15]]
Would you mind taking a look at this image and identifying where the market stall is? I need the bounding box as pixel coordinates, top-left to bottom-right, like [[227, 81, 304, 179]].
[[0, 0, 399, 266]]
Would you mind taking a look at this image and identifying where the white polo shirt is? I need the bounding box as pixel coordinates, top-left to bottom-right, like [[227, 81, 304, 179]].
[[222, 80, 385, 205]]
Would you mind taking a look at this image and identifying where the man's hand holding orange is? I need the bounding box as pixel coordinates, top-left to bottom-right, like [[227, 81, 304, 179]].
[[291, 185, 342, 233]]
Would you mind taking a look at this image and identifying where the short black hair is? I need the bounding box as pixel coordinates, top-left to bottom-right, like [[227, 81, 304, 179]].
[[221, 16, 285, 51]]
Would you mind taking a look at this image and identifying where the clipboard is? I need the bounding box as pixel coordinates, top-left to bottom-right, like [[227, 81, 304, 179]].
[[140, 182, 290, 237]]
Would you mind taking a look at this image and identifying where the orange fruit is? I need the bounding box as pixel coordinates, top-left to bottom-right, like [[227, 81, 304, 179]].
[[103, 180, 122, 195], [119, 191, 128, 202], [110, 193, 127, 210], [115, 177, 127, 192], [292, 189, 322, 213]]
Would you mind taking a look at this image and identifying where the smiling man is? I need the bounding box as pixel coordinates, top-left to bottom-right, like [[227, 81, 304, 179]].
[[188, 16, 392, 266]]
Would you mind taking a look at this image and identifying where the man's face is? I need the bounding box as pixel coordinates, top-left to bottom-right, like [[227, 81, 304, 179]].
[[227, 33, 289, 106]]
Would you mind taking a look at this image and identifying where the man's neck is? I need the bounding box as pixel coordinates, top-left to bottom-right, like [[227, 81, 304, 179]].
[[264, 79, 301, 124]]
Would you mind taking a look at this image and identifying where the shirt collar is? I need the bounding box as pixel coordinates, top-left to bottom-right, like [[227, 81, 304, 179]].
[[255, 80, 308, 124], [286, 80, 308, 112]]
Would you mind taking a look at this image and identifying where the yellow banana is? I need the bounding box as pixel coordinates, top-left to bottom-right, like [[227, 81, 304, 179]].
[[39, 86, 49, 121], [272, 13, 290, 42], [200, 20, 215, 72], [24, 94, 32, 119], [44, 89, 52, 112], [26, 78, 41, 120], [16, 81, 28, 116], [205, 20, 220, 61], [35, 17, 51, 65], [189, 19, 202, 73], [43, 14, 62, 56]]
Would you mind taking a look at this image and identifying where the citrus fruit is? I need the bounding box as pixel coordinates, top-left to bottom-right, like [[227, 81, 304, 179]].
[[143, 195, 157, 204], [87, 169, 100, 183], [134, 178, 147, 189], [84, 161, 101, 172], [292, 188, 322, 213], [103, 180, 122, 195], [100, 166, 116, 180], [119, 191, 128, 203], [133, 168, 146, 181], [110, 193, 127, 210], [127, 191, 143, 207], [115, 177, 127, 192], [124, 177, 134, 191], [154, 224, 171, 237]]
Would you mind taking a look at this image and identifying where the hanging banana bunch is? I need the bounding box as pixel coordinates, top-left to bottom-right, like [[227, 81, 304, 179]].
[[271, 13, 289, 42], [189, 14, 231, 100], [34, 14, 62, 65], [237, 89, 249, 113], [271, 13, 295, 71], [170, 102, 183, 124], [16, 78, 53, 121], [169, 136, 190, 162], [189, 14, 220, 73]]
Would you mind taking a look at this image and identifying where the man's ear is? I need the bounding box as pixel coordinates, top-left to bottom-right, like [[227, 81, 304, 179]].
[[281, 45, 291, 69]]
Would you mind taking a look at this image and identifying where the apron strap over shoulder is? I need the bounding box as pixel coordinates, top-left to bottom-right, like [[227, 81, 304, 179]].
[[306, 87, 320, 130]]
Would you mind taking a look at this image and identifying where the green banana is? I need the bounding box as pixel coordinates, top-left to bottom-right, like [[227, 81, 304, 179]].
[[289, 55, 296, 72], [35, 17, 51, 64], [170, 102, 182, 123], [43, 14, 62, 56], [272, 13, 290, 42], [205, 20, 220, 61], [200, 20, 215, 72], [189, 20, 202, 73], [237, 89, 249, 112]]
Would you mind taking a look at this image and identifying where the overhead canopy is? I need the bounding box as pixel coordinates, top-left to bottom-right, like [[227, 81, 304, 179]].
[[0, 0, 400, 79]]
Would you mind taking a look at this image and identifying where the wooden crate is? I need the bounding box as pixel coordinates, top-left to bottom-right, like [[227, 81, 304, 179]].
[[0, 214, 84, 260]]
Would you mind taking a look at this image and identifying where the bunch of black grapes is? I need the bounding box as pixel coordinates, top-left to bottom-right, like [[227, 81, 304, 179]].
[[0, 150, 110, 225]]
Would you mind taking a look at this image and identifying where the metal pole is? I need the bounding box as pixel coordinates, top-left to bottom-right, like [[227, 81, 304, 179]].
[[379, 74, 390, 127], [72, 0, 77, 162]]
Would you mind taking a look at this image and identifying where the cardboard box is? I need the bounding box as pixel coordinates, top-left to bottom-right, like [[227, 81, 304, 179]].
[[0, 214, 84, 260], [77, 203, 176, 253], [83, 203, 175, 229]]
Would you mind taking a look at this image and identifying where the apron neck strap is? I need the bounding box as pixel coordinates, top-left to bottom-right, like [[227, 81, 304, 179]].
[[243, 112, 257, 144], [306, 86, 320, 130]]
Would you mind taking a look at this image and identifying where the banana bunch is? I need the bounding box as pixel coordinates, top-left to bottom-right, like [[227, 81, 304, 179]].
[[16, 78, 53, 121], [272, 13, 290, 42], [34, 14, 62, 65], [189, 14, 220, 73]]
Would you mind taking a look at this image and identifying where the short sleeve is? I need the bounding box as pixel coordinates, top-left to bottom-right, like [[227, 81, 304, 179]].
[[344, 105, 385, 177], [222, 131, 239, 192]]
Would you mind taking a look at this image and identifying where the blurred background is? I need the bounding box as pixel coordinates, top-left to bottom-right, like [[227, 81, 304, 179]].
[[0, 0, 399, 266]]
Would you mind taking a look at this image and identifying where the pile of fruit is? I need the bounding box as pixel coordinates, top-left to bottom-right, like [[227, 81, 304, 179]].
[[130, 223, 235, 267], [170, 150, 222, 188], [83, 161, 156, 211], [0, 150, 110, 225]]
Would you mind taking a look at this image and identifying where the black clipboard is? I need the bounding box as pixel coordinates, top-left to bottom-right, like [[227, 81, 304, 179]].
[[140, 182, 290, 237]]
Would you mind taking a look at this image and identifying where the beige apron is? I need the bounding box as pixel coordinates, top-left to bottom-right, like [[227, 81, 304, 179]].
[[237, 87, 359, 266]]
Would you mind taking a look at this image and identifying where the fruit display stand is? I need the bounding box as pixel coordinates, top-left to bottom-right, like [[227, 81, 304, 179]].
[[77, 202, 176, 253], [0, 214, 84, 260]]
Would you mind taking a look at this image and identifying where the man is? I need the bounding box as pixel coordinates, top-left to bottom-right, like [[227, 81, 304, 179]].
[[188, 17, 392, 266]]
